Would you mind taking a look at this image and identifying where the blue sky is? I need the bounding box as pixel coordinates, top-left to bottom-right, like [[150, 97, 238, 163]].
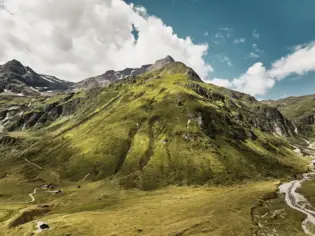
[[2, 0, 315, 100], [126, 0, 315, 99]]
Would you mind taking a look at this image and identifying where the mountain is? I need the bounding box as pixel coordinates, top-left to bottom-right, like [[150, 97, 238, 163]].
[[0, 57, 307, 191], [0, 56, 312, 236], [263, 95, 315, 138], [0, 59, 73, 96], [74, 56, 176, 89]]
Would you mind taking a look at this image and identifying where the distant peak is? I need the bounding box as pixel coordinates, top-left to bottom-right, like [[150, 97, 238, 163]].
[[6, 59, 23, 66], [155, 55, 175, 64], [2, 59, 26, 75], [147, 55, 175, 72]]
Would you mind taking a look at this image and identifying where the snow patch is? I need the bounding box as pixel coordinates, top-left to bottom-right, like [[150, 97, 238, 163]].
[[41, 75, 54, 83]]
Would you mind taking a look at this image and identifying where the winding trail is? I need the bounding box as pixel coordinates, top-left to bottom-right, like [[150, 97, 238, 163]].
[[29, 188, 38, 203], [23, 157, 43, 170]]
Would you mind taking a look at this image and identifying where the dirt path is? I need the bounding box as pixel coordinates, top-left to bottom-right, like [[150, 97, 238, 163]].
[[29, 188, 38, 203], [23, 158, 43, 170]]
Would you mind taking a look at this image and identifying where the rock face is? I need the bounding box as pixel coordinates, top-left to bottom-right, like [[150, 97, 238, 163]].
[[0, 59, 73, 96], [262, 95, 315, 138], [0, 92, 82, 132]]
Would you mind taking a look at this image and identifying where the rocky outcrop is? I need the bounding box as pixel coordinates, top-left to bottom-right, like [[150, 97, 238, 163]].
[[146, 55, 175, 72], [186, 83, 225, 102], [254, 105, 296, 136], [186, 68, 202, 82], [2, 93, 82, 131], [187, 84, 297, 140]]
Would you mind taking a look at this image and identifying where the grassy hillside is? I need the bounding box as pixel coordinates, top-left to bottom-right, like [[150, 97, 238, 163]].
[[0, 62, 308, 191]]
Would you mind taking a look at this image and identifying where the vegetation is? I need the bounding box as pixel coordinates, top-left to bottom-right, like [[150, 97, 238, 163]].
[[0, 180, 306, 236], [0, 60, 312, 235]]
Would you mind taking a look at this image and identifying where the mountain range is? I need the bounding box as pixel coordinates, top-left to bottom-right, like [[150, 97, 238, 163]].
[[0, 55, 310, 188], [1, 55, 315, 236], [0, 56, 180, 96]]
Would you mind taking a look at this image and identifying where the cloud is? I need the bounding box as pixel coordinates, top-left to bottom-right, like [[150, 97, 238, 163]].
[[219, 56, 232, 67], [209, 63, 274, 95], [245, 52, 260, 59], [212, 28, 233, 44], [233, 38, 246, 44], [204, 31, 209, 36], [208, 41, 315, 96], [215, 32, 225, 39], [211, 78, 231, 87], [220, 27, 233, 31], [0, 0, 212, 81], [269, 41, 315, 80], [253, 30, 260, 39]]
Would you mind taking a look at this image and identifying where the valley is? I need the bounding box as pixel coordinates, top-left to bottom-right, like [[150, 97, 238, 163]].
[[0, 56, 315, 235]]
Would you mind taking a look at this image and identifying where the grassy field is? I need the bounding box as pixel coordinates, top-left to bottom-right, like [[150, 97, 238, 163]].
[[0, 179, 307, 236]]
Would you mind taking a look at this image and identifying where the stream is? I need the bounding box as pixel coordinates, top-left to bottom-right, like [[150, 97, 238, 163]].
[[279, 142, 315, 235]]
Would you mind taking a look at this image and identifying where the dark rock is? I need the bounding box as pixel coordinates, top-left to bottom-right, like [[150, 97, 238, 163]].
[[187, 68, 202, 82], [37, 204, 51, 208], [2, 59, 27, 75], [39, 223, 49, 230], [187, 84, 225, 101]]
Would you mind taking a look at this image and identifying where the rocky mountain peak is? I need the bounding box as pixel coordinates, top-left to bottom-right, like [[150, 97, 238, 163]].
[[2, 59, 27, 75], [147, 55, 175, 72], [0, 60, 72, 96], [157, 55, 175, 63]]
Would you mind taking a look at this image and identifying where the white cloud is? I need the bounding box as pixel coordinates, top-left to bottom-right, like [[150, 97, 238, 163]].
[[212, 28, 233, 43], [269, 41, 315, 80], [215, 32, 224, 39], [220, 27, 233, 32], [208, 41, 315, 97], [208, 63, 274, 95], [211, 78, 231, 87], [245, 52, 260, 59], [219, 56, 232, 67], [253, 30, 260, 39], [204, 31, 209, 36], [0, 0, 212, 81], [233, 38, 246, 44]]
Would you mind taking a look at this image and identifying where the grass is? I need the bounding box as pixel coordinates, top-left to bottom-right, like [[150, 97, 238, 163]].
[[252, 191, 306, 236], [1, 179, 302, 236], [298, 175, 315, 206]]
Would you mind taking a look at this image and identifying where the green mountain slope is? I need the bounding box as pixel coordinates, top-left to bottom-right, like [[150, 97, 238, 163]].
[[0, 60, 307, 190], [264, 95, 315, 139]]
